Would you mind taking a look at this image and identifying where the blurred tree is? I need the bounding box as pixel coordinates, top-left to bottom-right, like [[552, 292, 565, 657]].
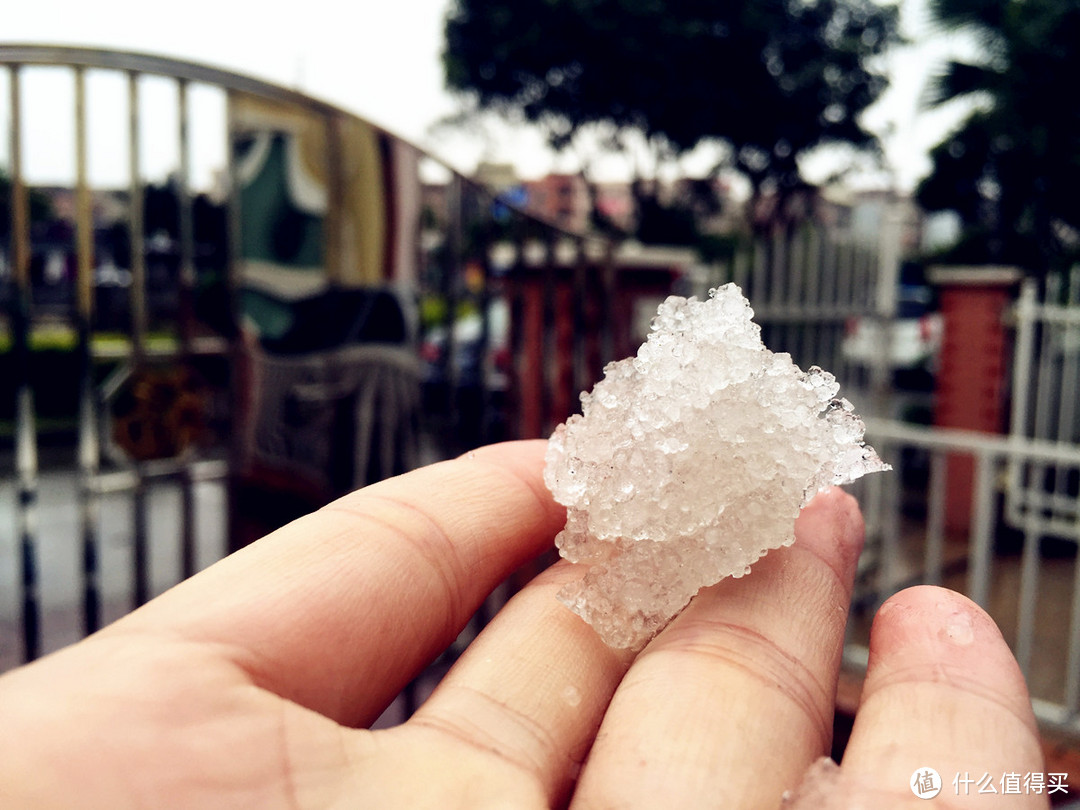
[[443, 0, 900, 231], [916, 0, 1080, 276]]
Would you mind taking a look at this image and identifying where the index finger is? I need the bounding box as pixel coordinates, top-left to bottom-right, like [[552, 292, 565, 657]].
[[105, 440, 565, 727]]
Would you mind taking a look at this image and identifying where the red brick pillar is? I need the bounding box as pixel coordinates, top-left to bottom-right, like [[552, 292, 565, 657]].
[[929, 266, 1021, 532]]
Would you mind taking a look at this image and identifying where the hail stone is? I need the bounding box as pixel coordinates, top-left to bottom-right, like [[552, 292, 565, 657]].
[[543, 283, 889, 649]]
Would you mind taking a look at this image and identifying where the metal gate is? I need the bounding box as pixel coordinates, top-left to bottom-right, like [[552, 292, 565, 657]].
[[0, 44, 632, 671], [728, 216, 1080, 734]]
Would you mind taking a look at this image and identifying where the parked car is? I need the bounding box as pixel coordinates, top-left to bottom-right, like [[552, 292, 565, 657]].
[[420, 298, 510, 391], [420, 299, 511, 444], [841, 283, 943, 376]]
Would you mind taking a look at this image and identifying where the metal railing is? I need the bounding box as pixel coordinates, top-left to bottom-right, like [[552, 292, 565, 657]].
[[860, 418, 1080, 734], [733, 223, 1080, 735], [0, 44, 635, 670], [1008, 271, 1080, 534]]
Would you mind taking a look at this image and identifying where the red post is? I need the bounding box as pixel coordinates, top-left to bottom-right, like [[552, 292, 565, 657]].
[[929, 266, 1021, 532]]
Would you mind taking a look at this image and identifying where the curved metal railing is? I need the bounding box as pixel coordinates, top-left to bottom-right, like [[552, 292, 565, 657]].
[[0, 44, 629, 668]]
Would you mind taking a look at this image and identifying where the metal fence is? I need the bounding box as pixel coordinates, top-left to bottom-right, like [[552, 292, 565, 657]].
[[863, 418, 1080, 731], [733, 225, 1080, 735], [1009, 271, 1080, 536], [1, 48, 232, 666], [0, 44, 636, 671]]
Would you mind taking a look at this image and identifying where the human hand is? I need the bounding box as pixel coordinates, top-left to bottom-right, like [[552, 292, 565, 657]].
[[0, 440, 1048, 808]]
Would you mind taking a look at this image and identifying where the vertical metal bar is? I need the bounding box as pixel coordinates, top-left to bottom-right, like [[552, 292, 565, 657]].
[[8, 67, 30, 289], [540, 231, 557, 434], [128, 71, 147, 355], [768, 229, 784, 310], [132, 480, 151, 607], [323, 112, 344, 287], [177, 79, 196, 344], [1052, 274, 1080, 575], [598, 238, 616, 366], [871, 206, 901, 423], [837, 242, 855, 308], [924, 451, 947, 585], [516, 230, 545, 439], [475, 219, 495, 442], [1032, 273, 1062, 443], [1015, 520, 1041, 677], [804, 226, 821, 312], [224, 88, 246, 554], [1049, 271, 1075, 527], [75, 65, 102, 634], [1016, 277, 1060, 524], [856, 247, 873, 311], [875, 443, 902, 601], [442, 174, 461, 393], [820, 231, 838, 314], [817, 230, 837, 369], [1006, 280, 1038, 521], [966, 452, 997, 609], [750, 238, 766, 307], [128, 70, 150, 607], [176, 78, 197, 579], [74, 68, 95, 322], [732, 244, 750, 295], [1056, 270, 1080, 451], [506, 233, 527, 440], [845, 245, 867, 391], [1064, 523, 1080, 712], [9, 64, 41, 662], [572, 236, 589, 396], [787, 226, 806, 362]]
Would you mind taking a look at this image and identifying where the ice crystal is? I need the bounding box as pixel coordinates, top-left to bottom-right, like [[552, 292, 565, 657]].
[[543, 284, 888, 649]]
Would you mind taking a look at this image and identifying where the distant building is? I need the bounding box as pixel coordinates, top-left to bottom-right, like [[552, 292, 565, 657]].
[[593, 181, 636, 233], [523, 173, 591, 233], [826, 189, 923, 257], [473, 162, 520, 195]]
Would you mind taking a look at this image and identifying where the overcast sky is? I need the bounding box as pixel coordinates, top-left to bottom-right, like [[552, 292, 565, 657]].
[[3, 0, 979, 191]]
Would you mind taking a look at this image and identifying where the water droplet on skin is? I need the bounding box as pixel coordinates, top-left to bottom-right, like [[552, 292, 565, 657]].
[[562, 684, 582, 707], [944, 611, 974, 646]]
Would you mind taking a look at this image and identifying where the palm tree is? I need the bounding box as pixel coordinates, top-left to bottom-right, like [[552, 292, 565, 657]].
[[916, 0, 1080, 277]]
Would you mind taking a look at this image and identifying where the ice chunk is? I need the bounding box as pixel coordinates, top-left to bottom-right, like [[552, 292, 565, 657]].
[[543, 283, 889, 649]]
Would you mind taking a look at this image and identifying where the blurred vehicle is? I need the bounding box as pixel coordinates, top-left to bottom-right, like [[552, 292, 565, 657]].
[[420, 298, 512, 445], [420, 298, 511, 391], [842, 283, 943, 375]]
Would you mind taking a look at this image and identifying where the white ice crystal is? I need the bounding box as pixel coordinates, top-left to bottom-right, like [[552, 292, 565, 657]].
[[543, 283, 889, 649]]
